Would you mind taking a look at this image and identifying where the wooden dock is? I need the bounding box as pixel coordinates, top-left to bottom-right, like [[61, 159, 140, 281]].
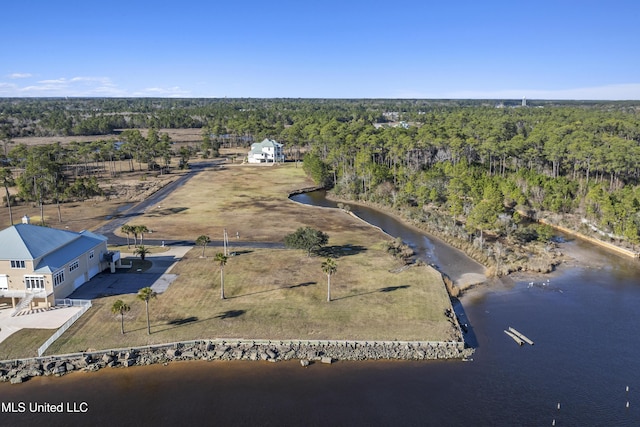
[[504, 330, 524, 346], [508, 327, 534, 345]]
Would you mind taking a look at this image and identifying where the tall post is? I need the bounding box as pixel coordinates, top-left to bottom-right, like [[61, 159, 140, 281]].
[[223, 229, 228, 256]]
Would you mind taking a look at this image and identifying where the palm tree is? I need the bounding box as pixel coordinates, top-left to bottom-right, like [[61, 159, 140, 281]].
[[130, 225, 138, 246], [137, 287, 156, 335], [111, 299, 131, 334], [196, 235, 211, 258], [121, 224, 133, 249], [321, 258, 337, 302], [0, 168, 14, 226], [134, 225, 149, 245], [214, 252, 228, 299], [134, 245, 151, 261]]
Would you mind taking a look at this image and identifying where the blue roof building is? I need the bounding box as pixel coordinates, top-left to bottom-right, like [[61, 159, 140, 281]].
[[0, 222, 116, 310]]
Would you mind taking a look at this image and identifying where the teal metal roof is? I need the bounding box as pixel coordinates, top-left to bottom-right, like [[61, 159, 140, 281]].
[[0, 224, 105, 262], [250, 138, 282, 150], [34, 236, 104, 273]]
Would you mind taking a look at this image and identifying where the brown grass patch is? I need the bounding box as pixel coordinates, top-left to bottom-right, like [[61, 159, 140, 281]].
[[43, 246, 456, 355], [124, 163, 376, 243]]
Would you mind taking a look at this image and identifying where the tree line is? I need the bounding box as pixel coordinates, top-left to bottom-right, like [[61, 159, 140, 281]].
[[0, 127, 180, 224], [2, 97, 640, 266]]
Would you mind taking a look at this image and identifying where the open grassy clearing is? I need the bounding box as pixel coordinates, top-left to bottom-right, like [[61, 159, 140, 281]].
[[44, 246, 456, 355], [121, 163, 369, 243], [10, 128, 204, 148]]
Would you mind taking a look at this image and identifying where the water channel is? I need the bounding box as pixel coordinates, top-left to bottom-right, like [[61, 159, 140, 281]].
[[2, 191, 640, 426]]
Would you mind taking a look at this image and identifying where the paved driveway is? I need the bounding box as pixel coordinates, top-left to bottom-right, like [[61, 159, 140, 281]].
[[68, 246, 191, 299]]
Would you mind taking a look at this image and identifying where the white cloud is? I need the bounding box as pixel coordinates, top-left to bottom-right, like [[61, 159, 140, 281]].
[[0, 75, 127, 97], [0, 74, 190, 97], [8, 73, 32, 79]]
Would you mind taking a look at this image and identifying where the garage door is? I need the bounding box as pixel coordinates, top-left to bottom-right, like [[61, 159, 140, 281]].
[[73, 275, 86, 290], [88, 266, 100, 279], [0, 275, 7, 290]]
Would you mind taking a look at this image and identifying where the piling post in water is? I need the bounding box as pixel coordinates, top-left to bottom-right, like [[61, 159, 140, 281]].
[[552, 402, 561, 425], [626, 385, 630, 410]]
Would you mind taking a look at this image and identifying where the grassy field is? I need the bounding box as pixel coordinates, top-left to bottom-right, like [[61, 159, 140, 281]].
[[10, 128, 204, 149], [118, 162, 346, 242], [0, 163, 458, 358], [43, 247, 456, 356]]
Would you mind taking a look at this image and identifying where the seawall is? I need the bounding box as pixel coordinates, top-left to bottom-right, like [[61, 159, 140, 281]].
[[537, 218, 640, 259], [1, 338, 472, 384]]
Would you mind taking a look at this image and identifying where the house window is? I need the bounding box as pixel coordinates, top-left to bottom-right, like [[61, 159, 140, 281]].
[[10, 260, 25, 269], [25, 275, 45, 290], [89, 250, 94, 260], [69, 260, 79, 272], [53, 270, 65, 287]]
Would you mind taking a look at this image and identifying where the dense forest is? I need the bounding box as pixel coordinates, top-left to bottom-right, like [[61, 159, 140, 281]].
[[1, 98, 639, 274]]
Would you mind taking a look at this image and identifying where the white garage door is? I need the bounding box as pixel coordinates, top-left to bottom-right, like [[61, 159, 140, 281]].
[[73, 275, 86, 290], [88, 266, 100, 279], [0, 275, 7, 290]]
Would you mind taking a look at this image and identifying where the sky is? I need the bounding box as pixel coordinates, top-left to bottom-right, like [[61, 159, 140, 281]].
[[1, 0, 639, 99]]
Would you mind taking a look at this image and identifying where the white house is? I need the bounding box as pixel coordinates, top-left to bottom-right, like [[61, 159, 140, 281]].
[[247, 139, 285, 163], [0, 220, 120, 310]]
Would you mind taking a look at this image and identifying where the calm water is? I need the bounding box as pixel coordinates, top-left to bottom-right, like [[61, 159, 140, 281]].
[[2, 193, 640, 426]]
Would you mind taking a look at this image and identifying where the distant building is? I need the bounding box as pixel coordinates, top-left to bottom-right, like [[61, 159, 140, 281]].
[[522, 97, 527, 107], [247, 139, 285, 163], [373, 121, 411, 129], [0, 221, 119, 310]]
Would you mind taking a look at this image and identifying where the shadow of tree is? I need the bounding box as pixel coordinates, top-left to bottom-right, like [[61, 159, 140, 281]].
[[117, 212, 144, 219], [151, 311, 246, 333], [215, 309, 246, 319], [227, 282, 317, 299], [332, 285, 411, 301], [167, 316, 198, 325], [380, 285, 410, 292], [150, 315, 219, 333], [148, 207, 190, 217], [289, 281, 317, 289], [231, 250, 253, 256], [317, 244, 367, 258]]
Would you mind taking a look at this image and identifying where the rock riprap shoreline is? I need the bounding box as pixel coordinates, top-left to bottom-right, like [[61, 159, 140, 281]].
[[1, 339, 473, 384]]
